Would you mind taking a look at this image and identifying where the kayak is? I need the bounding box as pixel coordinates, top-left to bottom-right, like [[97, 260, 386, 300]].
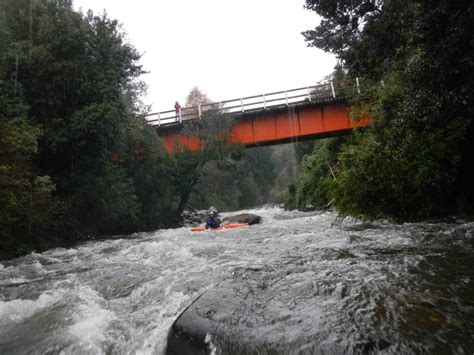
[[191, 223, 249, 232]]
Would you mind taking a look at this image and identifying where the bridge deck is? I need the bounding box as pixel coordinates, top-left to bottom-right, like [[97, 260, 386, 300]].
[[149, 81, 369, 152]]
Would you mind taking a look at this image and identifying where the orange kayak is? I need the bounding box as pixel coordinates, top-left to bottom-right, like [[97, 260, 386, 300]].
[[191, 223, 249, 232]]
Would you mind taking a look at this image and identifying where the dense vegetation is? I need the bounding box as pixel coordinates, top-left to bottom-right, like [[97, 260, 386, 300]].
[[0, 0, 302, 258], [291, 0, 474, 220], [189, 142, 307, 211], [0, 0, 176, 257]]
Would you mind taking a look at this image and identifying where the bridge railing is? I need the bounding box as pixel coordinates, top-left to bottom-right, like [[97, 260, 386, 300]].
[[146, 80, 356, 128]]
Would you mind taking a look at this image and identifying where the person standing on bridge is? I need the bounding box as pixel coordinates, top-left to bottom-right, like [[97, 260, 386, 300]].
[[174, 101, 181, 121]]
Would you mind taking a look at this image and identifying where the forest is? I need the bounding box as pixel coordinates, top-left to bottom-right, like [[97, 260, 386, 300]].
[[291, 0, 474, 221], [1, 0, 473, 258]]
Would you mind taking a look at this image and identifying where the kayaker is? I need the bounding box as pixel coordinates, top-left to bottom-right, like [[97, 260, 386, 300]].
[[205, 210, 221, 229]]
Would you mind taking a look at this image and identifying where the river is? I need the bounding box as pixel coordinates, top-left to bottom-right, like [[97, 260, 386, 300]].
[[0, 207, 473, 354]]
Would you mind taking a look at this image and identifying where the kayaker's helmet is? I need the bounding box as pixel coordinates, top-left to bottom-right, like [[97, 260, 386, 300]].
[[209, 211, 216, 217]]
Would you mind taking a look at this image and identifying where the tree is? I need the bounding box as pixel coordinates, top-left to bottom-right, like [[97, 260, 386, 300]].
[[302, 0, 411, 79], [294, 137, 350, 210], [0, 0, 175, 248], [121, 117, 176, 229], [185, 87, 213, 108], [4, 0, 147, 232], [0, 62, 64, 255], [171, 108, 242, 215], [181, 87, 214, 119], [303, 0, 474, 220]]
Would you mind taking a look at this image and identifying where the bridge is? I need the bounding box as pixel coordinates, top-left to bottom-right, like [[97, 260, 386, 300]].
[[146, 80, 370, 152]]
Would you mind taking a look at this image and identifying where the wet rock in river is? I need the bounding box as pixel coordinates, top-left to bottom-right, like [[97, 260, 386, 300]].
[[181, 210, 208, 226], [222, 213, 262, 225], [165, 285, 240, 355], [165, 269, 325, 354]]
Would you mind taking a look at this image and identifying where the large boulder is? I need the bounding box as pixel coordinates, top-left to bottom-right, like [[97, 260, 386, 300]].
[[222, 213, 261, 225], [165, 287, 234, 355], [166, 282, 265, 355], [165, 262, 332, 354]]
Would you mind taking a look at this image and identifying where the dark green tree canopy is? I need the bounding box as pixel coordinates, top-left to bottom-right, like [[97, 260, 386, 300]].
[[299, 0, 474, 220], [0, 0, 167, 256]]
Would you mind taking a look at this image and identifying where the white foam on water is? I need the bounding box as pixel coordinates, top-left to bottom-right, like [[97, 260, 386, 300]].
[[204, 333, 217, 355], [134, 291, 192, 355], [31, 259, 48, 274], [0, 290, 63, 324], [44, 247, 78, 258], [2, 207, 472, 354], [67, 285, 117, 352], [0, 277, 28, 286]]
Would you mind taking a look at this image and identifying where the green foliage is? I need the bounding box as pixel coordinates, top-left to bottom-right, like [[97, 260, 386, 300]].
[[303, 0, 416, 79], [189, 145, 279, 211], [0, 2, 67, 257], [293, 137, 351, 210], [0, 102, 65, 256], [190, 142, 306, 211], [122, 118, 176, 229], [171, 109, 245, 214], [0, 0, 146, 233], [0, 0, 176, 257], [304, 0, 474, 220]]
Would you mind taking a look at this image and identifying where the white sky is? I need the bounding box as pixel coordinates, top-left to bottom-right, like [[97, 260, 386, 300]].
[[73, 0, 336, 112]]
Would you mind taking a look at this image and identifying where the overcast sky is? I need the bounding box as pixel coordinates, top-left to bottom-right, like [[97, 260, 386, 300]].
[[73, 0, 336, 112]]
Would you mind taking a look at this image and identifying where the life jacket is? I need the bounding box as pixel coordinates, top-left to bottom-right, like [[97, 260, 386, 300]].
[[206, 217, 220, 229]]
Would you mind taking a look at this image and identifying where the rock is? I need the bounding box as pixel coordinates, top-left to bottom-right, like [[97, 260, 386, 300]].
[[166, 282, 268, 355], [165, 267, 337, 354], [222, 213, 262, 225], [181, 210, 208, 226], [165, 288, 236, 355]]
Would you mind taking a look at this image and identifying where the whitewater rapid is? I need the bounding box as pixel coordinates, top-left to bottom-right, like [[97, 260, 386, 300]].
[[1, 207, 473, 354]]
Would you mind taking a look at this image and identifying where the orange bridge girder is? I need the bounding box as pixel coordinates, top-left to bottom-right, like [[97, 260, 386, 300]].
[[157, 101, 370, 152]]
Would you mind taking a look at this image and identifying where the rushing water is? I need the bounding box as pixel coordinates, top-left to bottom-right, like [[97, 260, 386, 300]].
[[0, 207, 473, 354]]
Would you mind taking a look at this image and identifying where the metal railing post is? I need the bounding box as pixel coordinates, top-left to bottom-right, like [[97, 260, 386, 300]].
[[356, 77, 361, 95], [198, 104, 202, 119], [157, 112, 161, 127], [263, 94, 267, 109], [330, 81, 336, 98], [285, 90, 289, 106], [178, 108, 182, 123], [241, 98, 244, 112], [307, 87, 312, 102]]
